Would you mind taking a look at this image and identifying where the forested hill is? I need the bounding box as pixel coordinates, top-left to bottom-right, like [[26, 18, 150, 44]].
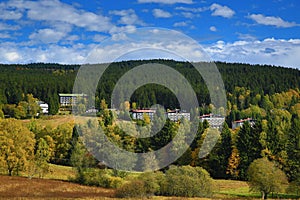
[[0, 60, 299, 114]]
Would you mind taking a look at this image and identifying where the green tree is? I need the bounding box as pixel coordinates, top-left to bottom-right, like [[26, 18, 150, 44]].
[[236, 121, 263, 180], [247, 158, 288, 199], [51, 123, 73, 164], [26, 94, 41, 117], [286, 115, 300, 181], [208, 123, 232, 178], [28, 138, 51, 178]]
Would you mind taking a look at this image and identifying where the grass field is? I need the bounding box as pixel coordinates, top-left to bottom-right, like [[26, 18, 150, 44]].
[[1, 169, 299, 199], [22, 115, 75, 128]]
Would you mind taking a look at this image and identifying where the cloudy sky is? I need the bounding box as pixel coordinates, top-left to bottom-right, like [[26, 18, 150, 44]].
[[0, 0, 300, 68]]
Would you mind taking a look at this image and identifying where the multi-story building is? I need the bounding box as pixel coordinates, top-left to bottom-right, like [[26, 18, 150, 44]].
[[232, 118, 255, 129], [130, 109, 156, 120], [167, 109, 190, 121], [199, 113, 225, 129], [58, 93, 88, 107]]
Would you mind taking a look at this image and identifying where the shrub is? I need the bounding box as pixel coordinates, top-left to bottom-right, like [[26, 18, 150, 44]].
[[139, 171, 163, 196], [160, 165, 214, 197], [74, 168, 124, 188], [116, 180, 147, 198], [115, 171, 164, 198]]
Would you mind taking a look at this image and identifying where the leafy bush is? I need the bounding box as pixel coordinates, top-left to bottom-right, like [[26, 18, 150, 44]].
[[160, 165, 214, 197], [73, 168, 124, 188], [115, 180, 147, 198], [115, 171, 163, 198]]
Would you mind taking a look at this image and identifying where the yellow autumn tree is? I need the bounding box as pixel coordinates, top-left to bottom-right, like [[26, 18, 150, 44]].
[[0, 119, 35, 176]]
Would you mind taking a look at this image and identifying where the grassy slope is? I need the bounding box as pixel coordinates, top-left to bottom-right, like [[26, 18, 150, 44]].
[[22, 115, 75, 128], [2, 164, 300, 199]]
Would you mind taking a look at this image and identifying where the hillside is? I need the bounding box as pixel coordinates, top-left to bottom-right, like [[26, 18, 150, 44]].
[[0, 60, 299, 113]]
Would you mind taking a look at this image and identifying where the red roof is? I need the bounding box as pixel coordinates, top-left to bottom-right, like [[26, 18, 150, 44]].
[[131, 109, 155, 113], [233, 118, 253, 123]]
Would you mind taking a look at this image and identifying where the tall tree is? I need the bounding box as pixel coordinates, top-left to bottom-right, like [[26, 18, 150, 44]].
[[236, 121, 262, 180], [208, 123, 232, 179]]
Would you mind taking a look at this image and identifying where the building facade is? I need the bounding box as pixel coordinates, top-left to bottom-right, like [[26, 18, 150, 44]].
[[232, 118, 255, 129], [59, 93, 88, 107], [199, 114, 225, 129]]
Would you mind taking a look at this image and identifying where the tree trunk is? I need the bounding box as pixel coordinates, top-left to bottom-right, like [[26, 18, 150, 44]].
[[264, 192, 268, 199]]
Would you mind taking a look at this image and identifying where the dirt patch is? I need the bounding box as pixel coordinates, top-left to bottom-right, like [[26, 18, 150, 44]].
[[0, 175, 115, 199]]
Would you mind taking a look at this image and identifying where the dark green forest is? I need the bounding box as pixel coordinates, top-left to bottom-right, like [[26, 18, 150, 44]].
[[0, 60, 299, 115]]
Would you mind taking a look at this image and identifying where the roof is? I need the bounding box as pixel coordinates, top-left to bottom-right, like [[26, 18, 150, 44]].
[[58, 93, 88, 97], [130, 109, 156, 113], [233, 118, 253, 123]]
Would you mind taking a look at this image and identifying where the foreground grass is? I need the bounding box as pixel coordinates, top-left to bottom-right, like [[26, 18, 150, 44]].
[[4, 164, 300, 199], [1, 173, 299, 199]]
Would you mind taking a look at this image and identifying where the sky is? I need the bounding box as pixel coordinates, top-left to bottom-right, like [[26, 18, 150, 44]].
[[0, 0, 300, 68]]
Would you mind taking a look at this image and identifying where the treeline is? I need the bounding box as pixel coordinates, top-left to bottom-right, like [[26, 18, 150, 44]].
[[0, 60, 300, 114]]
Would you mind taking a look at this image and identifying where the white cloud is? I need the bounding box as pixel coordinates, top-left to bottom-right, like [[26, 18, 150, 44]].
[[4, 51, 21, 62], [0, 3, 22, 20], [0, 33, 11, 38], [210, 3, 235, 18], [93, 34, 107, 42], [29, 28, 67, 44], [175, 6, 208, 12], [7, 0, 115, 32], [174, 21, 188, 27], [138, 0, 193, 4], [237, 33, 257, 41], [209, 26, 217, 32], [152, 9, 172, 18], [0, 42, 88, 64], [0, 22, 20, 30], [248, 14, 298, 28], [110, 9, 144, 25], [204, 38, 300, 68]]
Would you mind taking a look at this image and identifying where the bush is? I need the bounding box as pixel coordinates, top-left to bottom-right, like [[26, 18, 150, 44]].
[[116, 180, 147, 198], [139, 172, 163, 196], [160, 165, 214, 197], [115, 171, 164, 198], [74, 168, 124, 188]]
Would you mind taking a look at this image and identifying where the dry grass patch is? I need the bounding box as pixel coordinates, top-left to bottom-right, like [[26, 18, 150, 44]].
[[0, 175, 114, 199]]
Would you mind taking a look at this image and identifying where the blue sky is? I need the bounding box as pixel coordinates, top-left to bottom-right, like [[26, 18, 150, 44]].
[[0, 0, 300, 68]]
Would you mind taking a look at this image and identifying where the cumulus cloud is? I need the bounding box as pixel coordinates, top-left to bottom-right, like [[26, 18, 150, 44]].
[[210, 3, 235, 18], [110, 9, 144, 26], [138, 0, 193, 4], [4, 51, 21, 62], [0, 3, 22, 20], [175, 6, 208, 12], [7, 0, 115, 32], [29, 28, 67, 44], [248, 14, 298, 28], [0, 22, 20, 30], [174, 21, 188, 27], [204, 38, 300, 68], [152, 9, 172, 18], [0, 42, 88, 64]]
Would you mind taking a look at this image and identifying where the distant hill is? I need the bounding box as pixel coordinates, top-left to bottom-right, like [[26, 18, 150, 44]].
[[0, 60, 299, 113]]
